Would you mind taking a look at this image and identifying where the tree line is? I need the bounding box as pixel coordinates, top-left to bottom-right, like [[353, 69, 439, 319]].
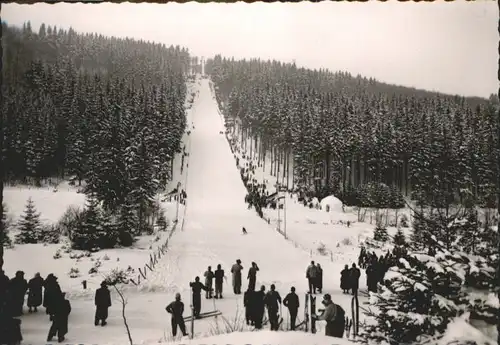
[[1, 22, 190, 257], [206, 55, 499, 212]]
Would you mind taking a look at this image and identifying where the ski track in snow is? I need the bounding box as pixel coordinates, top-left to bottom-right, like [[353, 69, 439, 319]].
[[15, 77, 366, 345]]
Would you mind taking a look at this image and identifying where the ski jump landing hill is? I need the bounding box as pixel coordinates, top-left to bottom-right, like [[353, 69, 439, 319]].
[[5, 76, 363, 345]]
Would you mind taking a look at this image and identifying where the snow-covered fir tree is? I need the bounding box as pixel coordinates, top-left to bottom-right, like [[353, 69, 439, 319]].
[[15, 197, 42, 244], [373, 223, 389, 242], [393, 226, 406, 246], [70, 195, 102, 250], [1, 203, 13, 247]]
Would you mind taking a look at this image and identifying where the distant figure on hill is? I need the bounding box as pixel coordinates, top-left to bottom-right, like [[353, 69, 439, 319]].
[[242, 227, 248, 234], [166, 293, 188, 337], [94, 281, 111, 326]]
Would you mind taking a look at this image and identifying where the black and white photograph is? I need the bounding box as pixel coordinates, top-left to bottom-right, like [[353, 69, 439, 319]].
[[0, 1, 498, 345]]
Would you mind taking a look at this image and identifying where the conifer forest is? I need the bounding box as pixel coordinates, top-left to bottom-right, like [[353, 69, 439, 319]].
[[1, 19, 499, 345]]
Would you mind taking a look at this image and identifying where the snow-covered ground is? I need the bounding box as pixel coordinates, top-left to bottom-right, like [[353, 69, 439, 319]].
[[3, 76, 365, 344]]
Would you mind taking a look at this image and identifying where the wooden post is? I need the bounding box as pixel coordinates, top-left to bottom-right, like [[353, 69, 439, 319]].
[[190, 293, 195, 339]]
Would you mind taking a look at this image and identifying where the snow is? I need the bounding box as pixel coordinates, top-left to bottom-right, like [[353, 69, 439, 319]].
[[163, 330, 354, 345], [320, 195, 344, 213], [4, 76, 364, 344]]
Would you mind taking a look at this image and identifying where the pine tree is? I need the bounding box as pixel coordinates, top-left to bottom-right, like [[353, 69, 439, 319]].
[[16, 197, 42, 244], [116, 200, 136, 247], [1, 203, 12, 247], [70, 196, 101, 250], [156, 211, 168, 231], [373, 223, 389, 242], [393, 227, 406, 246]]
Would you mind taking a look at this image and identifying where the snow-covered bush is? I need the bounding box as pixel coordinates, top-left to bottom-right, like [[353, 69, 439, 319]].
[[55, 205, 83, 237], [39, 224, 60, 244], [53, 249, 62, 260], [317, 242, 328, 255], [68, 267, 80, 278]]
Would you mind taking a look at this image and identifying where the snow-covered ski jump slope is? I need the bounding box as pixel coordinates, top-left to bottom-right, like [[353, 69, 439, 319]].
[[14, 77, 362, 345]]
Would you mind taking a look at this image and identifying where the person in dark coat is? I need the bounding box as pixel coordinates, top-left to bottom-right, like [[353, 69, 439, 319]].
[[27, 272, 44, 313], [43, 274, 62, 316], [243, 288, 254, 325], [0, 312, 23, 345], [366, 263, 378, 293], [252, 285, 266, 329], [264, 284, 282, 331], [94, 281, 111, 326], [349, 264, 361, 296], [231, 259, 243, 294], [0, 270, 9, 310], [247, 262, 259, 291], [214, 264, 224, 299], [340, 265, 350, 293], [283, 286, 299, 330], [166, 293, 188, 337], [306, 261, 318, 294], [204, 266, 214, 299], [47, 292, 71, 343], [316, 264, 323, 293], [189, 277, 208, 318], [9, 271, 28, 317]]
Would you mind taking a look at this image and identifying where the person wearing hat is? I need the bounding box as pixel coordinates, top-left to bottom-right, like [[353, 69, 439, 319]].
[[231, 259, 243, 294], [47, 292, 71, 343], [27, 272, 44, 313], [247, 262, 259, 291], [43, 274, 62, 317], [312, 294, 345, 338], [189, 277, 209, 319], [264, 284, 282, 331], [9, 271, 28, 317], [166, 293, 188, 337], [94, 281, 111, 326], [283, 286, 300, 330]]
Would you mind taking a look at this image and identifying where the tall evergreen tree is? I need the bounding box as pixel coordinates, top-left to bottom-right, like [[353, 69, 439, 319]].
[[15, 197, 42, 244]]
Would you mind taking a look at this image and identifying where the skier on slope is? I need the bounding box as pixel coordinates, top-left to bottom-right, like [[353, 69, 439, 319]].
[[283, 286, 299, 330], [204, 266, 214, 299], [166, 293, 188, 337], [247, 262, 259, 291], [214, 264, 225, 299], [264, 284, 282, 331], [189, 277, 209, 319], [231, 259, 243, 294]]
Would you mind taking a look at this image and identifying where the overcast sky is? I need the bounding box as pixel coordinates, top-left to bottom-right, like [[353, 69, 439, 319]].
[[3, 1, 497, 98]]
